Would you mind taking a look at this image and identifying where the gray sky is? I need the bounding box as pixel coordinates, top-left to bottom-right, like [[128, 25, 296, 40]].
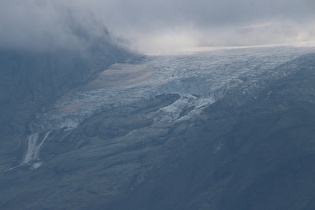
[[1, 0, 314, 54]]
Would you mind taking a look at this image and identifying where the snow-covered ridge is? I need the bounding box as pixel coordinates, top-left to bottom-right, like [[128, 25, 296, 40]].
[[21, 46, 315, 169]]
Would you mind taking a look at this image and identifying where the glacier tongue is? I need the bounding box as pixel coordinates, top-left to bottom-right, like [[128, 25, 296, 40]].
[[28, 46, 313, 134], [21, 46, 315, 169]]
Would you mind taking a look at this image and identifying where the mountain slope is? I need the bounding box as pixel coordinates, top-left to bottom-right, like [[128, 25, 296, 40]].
[[105, 53, 315, 210], [0, 42, 134, 171], [1, 52, 314, 210]]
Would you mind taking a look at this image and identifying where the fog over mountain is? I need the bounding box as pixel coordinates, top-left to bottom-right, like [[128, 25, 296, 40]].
[[1, 0, 315, 53], [1, 1, 315, 210]]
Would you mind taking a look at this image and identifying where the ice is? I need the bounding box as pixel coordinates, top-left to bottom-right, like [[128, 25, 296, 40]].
[[32, 162, 43, 169], [21, 46, 315, 169], [34, 131, 51, 160], [147, 94, 215, 123], [28, 46, 315, 133], [22, 133, 39, 164], [21, 131, 51, 168]]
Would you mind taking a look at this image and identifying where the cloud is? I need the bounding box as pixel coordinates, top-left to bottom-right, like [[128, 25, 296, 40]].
[[0, 0, 113, 51], [1, 0, 314, 53]]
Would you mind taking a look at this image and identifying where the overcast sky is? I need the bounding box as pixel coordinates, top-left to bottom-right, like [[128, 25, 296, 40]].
[[1, 0, 314, 54]]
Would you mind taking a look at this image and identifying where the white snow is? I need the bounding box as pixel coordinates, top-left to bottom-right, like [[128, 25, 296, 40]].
[[147, 94, 215, 123], [22, 133, 39, 164], [21, 131, 51, 168], [34, 131, 51, 160]]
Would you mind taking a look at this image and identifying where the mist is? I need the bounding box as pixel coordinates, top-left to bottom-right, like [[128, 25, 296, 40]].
[[1, 0, 314, 54]]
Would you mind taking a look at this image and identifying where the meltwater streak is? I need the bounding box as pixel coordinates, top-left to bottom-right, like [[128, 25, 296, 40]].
[[4, 131, 51, 171], [21, 131, 51, 166], [34, 132, 51, 160], [22, 133, 39, 164]]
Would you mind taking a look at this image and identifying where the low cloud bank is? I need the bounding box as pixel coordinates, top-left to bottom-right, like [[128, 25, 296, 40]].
[[1, 0, 314, 54]]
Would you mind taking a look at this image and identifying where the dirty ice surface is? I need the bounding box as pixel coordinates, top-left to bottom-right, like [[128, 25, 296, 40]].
[[21, 46, 315, 168]]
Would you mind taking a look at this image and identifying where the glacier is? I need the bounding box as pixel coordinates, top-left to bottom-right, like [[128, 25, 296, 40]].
[[21, 46, 315, 169]]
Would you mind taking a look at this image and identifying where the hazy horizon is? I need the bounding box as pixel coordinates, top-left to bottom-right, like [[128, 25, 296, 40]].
[[1, 0, 315, 54]]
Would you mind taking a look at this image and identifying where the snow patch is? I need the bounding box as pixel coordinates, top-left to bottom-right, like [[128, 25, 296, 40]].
[[32, 162, 43, 169], [21, 131, 51, 168], [148, 94, 215, 123], [22, 133, 39, 164]]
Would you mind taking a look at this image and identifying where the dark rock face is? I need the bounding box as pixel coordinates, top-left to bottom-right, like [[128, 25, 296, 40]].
[[1, 51, 315, 210]]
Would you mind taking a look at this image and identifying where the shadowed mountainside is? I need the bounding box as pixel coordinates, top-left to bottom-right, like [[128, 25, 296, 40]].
[[0, 53, 314, 209], [0, 42, 135, 171]]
